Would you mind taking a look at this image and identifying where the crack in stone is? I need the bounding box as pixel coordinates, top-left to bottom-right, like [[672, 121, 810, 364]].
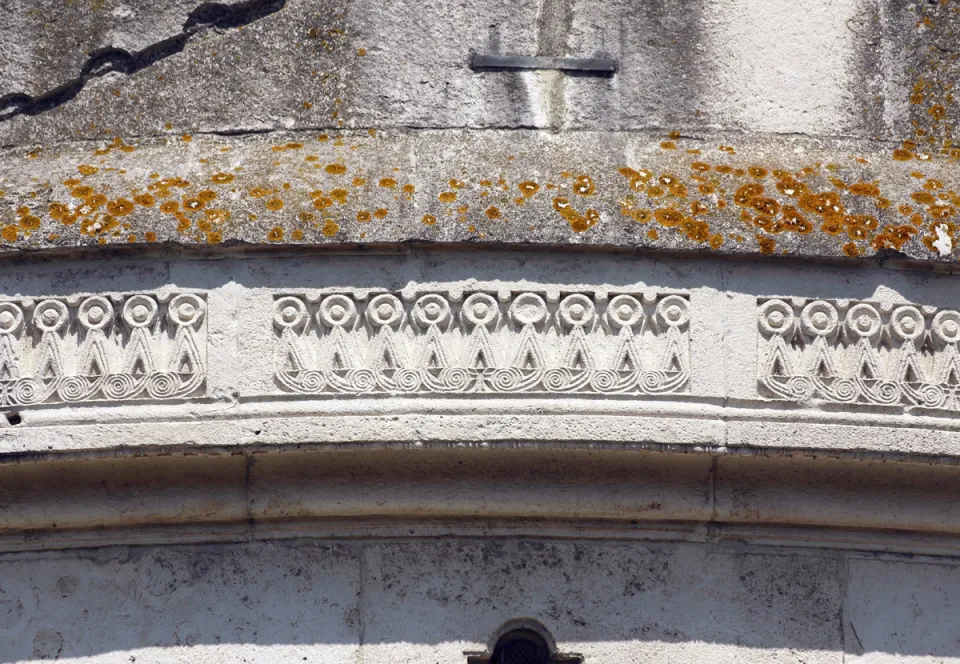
[[0, 0, 287, 123]]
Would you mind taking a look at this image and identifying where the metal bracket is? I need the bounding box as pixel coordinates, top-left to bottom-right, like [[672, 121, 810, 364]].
[[469, 54, 618, 75]]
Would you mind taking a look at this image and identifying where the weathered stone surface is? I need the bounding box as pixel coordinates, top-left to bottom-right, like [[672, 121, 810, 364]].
[[362, 540, 843, 663], [845, 558, 960, 663], [1, 129, 959, 262]]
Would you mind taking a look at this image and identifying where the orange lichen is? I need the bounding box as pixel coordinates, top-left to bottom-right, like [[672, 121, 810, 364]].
[[321, 220, 339, 236], [211, 173, 235, 184], [422, 214, 437, 226], [267, 227, 284, 241], [106, 198, 135, 216], [402, 184, 416, 195], [2, 225, 18, 242], [159, 201, 180, 214], [134, 193, 156, 207], [893, 149, 914, 161], [356, 210, 372, 222], [379, 177, 398, 188], [757, 236, 776, 254], [573, 175, 596, 196], [265, 198, 285, 211], [77, 164, 98, 176], [374, 208, 389, 219], [71, 185, 95, 198], [660, 141, 677, 150], [325, 163, 347, 175], [439, 192, 457, 203], [249, 187, 272, 198], [485, 206, 501, 220]]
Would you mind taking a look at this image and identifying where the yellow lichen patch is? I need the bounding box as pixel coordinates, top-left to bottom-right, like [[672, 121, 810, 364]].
[[71, 185, 95, 198], [2, 225, 18, 242], [352, 177, 366, 187], [374, 208, 389, 219], [330, 188, 349, 204], [183, 197, 205, 212], [313, 196, 333, 211], [106, 198, 135, 216], [325, 163, 347, 175], [893, 149, 914, 161], [849, 182, 881, 197], [485, 206, 501, 220], [134, 193, 156, 207], [211, 172, 235, 185], [159, 200, 180, 214], [439, 191, 457, 204], [357, 210, 371, 222], [518, 181, 540, 197], [402, 184, 416, 196], [265, 198, 285, 211], [379, 177, 398, 188], [748, 166, 769, 179], [18, 214, 41, 231], [449, 179, 466, 189], [422, 214, 437, 226], [322, 220, 339, 236], [573, 175, 596, 196], [267, 227, 284, 241], [271, 143, 304, 152], [660, 141, 677, 150], [248, 187, 272, 198], [77, 164, 98, 176]]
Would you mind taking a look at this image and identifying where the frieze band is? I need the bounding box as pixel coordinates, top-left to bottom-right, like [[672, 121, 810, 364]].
[[758, 298, 960, 410], [0, 292, 207, 407], [273, 290, 690, 396]]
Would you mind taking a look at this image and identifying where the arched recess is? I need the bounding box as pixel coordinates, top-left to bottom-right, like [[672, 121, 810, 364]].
[[465, 619, 583, 664]]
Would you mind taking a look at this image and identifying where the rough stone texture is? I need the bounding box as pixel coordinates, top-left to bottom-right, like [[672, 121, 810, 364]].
[[0, 0, 958, 262], [846, 558, 960, 663]]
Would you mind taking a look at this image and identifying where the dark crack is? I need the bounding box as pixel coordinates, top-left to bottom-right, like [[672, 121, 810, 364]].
[[0, 0, 287, 122]]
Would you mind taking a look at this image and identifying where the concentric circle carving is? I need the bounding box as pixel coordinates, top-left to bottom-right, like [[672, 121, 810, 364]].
[[275, 296, 309, 329], [758, 300, 795, 337], [656, 295, 689, 328], [800, 300, 839, 337], [509, 293, 548, 326], [845, 303, 882, 340], [891, 306, 925, 342], [366, 294, 403, 328], [0, 302, 24, 335], [607, 295, 643, 328], [413, 294, 451, 328], [168, 294, 205, 327], [461, 293, 499, 328], [933, 310, 960, 344], [78, 296, 114, 331], [33, 300, 68, 333], [122, 295, 158, 329], [558, 294, 595, 328], [318, 294, 356, 328]]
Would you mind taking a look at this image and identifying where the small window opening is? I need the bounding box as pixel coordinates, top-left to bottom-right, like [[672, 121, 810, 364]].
[[467, 622, 583, 664], [4, 411, 21, 426]]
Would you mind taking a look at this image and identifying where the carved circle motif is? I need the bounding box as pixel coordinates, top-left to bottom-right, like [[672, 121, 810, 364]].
[[298, 371, 326, 392], [366, 294, 403, 328], [394, 369, 422, 392], [413, 294, 451, 327], [607, 295, 643, 328], [461, 293, 499, 328], [59, 376, 90, 402], [656, 295, 689, 328], [758, 300, 795, 337], [640, 370, 665, 391], [873, 381, 902, 404], [558, 294, 595, 328], [78, 296, 114, 331], [122, 295, 158, 329], [785, 376, 816, 400], [543, 368, 572, 392], [831, 378, 859, 402], [168, 294, 205, 327], [12, 378, 43, 404], [146, 372, 180, 399], [347, 368, 377, 392], [800, 301, 839, 337], [491, 367, 525, 391], [33, 300, 68, 333], [103, 374, 138, 400], [919, 384, 946, 408], [0, 302, 24, 335], [318, 295, 356, 328], [509, 293, 548, 326], [845, 303, 882, 340], [933, 310, 960, 344], [590, 369, 619, 392], [439, 367, 472, 391], [275, 296, 309, 329], [891, 306, 925, 342]]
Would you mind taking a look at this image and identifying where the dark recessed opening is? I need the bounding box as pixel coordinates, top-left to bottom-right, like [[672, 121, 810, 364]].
[[492, 629, 550, 664], [4, 411, 22, 426]]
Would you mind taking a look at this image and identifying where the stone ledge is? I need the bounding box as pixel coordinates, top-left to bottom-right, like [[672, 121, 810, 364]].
[[2, 129, 959, 264]]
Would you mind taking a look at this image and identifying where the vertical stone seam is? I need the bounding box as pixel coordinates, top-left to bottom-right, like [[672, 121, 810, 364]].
[[358, 543, 367, 663], [707, 456, 719, 543], [535, 0, 573, 131]]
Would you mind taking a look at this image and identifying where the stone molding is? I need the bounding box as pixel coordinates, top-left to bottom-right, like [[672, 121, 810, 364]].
[[758, 297, 960, 410], [272, 290, 690, 396], [0, 292, 206, 406]]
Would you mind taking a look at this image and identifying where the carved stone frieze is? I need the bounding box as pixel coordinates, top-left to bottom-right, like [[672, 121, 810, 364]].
[[758, 298, 960, 410], [0, 293, 206, 407], [273, 290, 690, 396]]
